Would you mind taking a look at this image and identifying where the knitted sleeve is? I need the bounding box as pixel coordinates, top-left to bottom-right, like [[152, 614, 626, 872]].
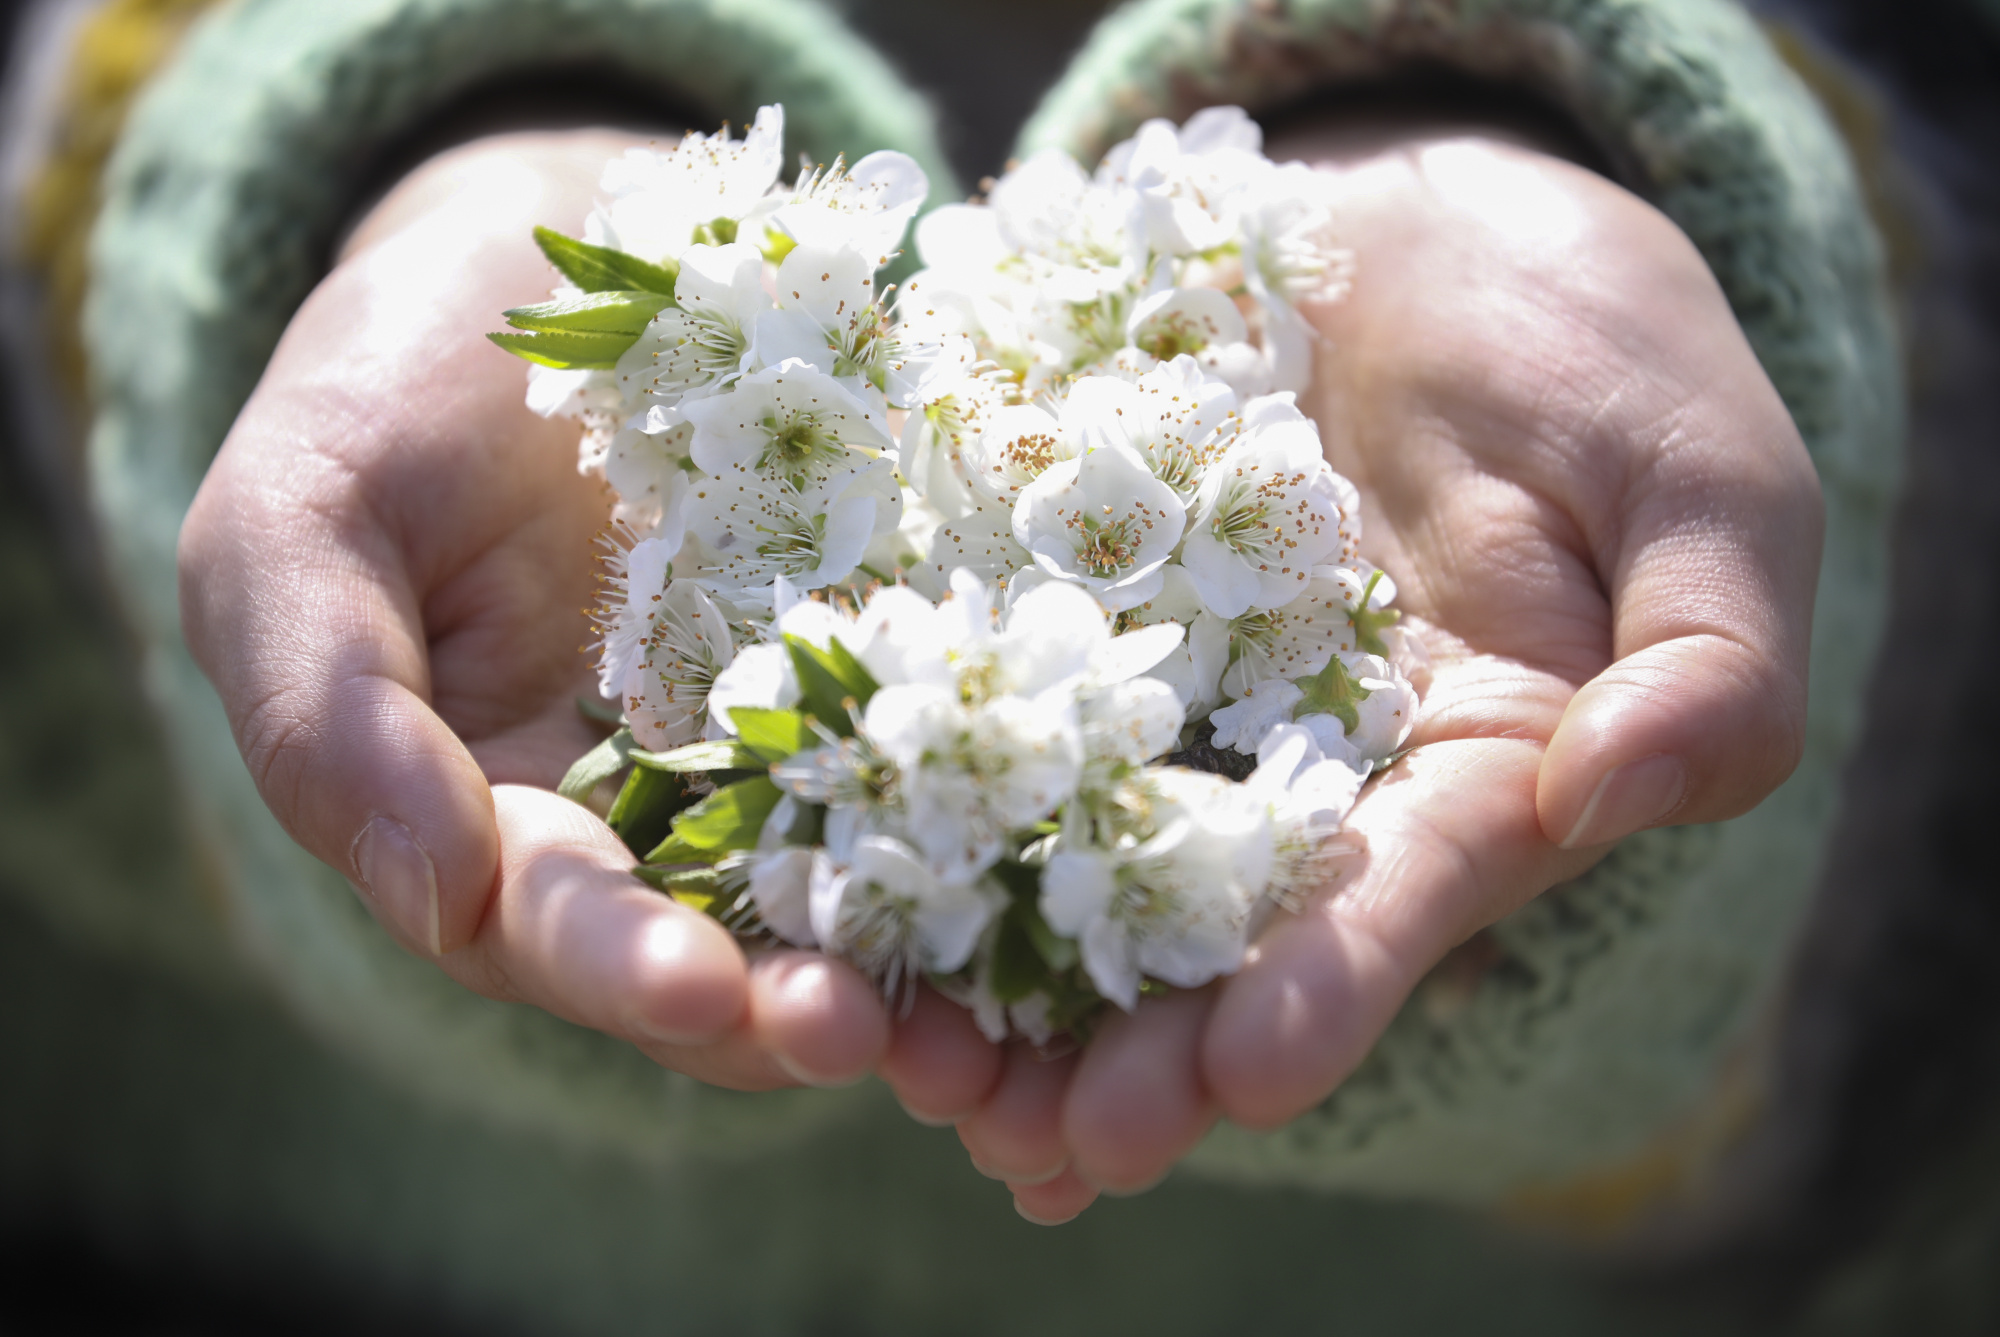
[[1019, 0, 1900, 1208]]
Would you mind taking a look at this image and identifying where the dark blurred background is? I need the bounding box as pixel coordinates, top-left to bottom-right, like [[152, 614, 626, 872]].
[[2, 0, 1999, 1332]]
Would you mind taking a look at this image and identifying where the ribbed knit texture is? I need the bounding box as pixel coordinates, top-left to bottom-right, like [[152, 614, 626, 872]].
[[82, 0, 1898, 1202]]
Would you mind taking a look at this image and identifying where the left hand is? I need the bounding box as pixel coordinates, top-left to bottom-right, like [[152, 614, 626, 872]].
[[879, 126, 1824, 1223]]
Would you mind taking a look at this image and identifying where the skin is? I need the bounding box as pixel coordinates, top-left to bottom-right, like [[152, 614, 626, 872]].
[[178, 119, 1821, 1222]]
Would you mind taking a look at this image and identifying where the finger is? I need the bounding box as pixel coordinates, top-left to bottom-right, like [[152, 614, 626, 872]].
[[877, 985, 1004, 1125], [1010, 1167, 1099, 1226], [956, 1044, 1078, 1184], [1063, 988, 1217, 1195], [632, 952, 890, 1091], [1204, 738, 1600, 1129], [442, 786, 749, 1048], [1536, 249, 1823, 850], [743, 951, 891, 1087]]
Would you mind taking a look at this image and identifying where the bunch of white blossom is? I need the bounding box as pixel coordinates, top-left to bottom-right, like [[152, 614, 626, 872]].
[[507, 105, 1423, 1039]]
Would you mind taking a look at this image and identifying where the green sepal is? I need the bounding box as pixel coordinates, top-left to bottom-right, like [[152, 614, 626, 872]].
[[1291, 653, 1372, 734], [728, 707, 817, 764], [645, 775, 784, 861], [574, 695, 625, 727], [557, 726, 635, 803], [605, 764, 691, 859], [761, 227, 798, 265], [501, 290, 671, 336], [691, 216, 739, 246], [631, 739, 761, 773], [485, 329, 633, 370], [1348, 569, 1400, 658], [532, 225, 679, 296], [784, 634, 879, 737]]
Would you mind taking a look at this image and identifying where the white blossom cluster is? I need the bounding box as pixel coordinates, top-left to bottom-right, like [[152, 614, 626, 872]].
[[512, 105, 1425, 1038]]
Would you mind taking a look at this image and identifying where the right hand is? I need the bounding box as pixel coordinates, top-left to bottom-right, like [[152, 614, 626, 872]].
[[178, 129, 999, 1107]]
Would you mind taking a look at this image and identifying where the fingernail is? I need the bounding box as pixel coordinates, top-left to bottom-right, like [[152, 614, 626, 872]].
[[1014, 1200, 1072, 1227], [772, 1050, 867, 1090], [896, 1099, 960, 1129], [1560, 754, 1687, 850], [996, 1160, 1068, 1188], [353, 817, 442, 955], [1078, 1168, 1167, 1198]]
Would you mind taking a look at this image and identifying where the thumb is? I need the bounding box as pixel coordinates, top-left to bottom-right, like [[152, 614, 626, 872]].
[[1539, 424, 1823, 849], [180, 437, 498, 957]]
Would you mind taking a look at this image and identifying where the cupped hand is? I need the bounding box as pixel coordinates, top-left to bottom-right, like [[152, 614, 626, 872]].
[[178, 131, 900, 1091], [889, 128, 1823, 1221]]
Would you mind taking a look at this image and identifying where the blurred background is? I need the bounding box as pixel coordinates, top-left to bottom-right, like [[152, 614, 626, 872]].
[[1, 0, 1998, 1332]]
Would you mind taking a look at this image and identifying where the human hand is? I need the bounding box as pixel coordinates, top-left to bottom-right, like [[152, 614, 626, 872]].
[[886, 128, 1823, 1222], [178, 131, 911, 1091]]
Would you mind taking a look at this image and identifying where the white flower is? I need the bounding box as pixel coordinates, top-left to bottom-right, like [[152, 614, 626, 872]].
[[753, 244, 934, 411], [684, 456, 899, 595], [682, 359, 890, 487], [1123, 285, 1267, 394], [1181, 396, 1355, 618], [1207, 677, 1304, 753], [603, 412, 695, 533], [771, 151, 929, 262], [1099, 108, 1267, 258], [621, 580, 738, 749], [1078, 677, 1185, 781], [896, 568, 1169, 707], [1040, 768, 1271, 1009], [1245, 724, 1363, 913], [1331, 651, 1420, 764], [1013, 443, 1186, 612], [528, 364, 623, 422], [861, 682, 1082, 881], [705, 640, 798, 720], [1060, 355, 1236, 500], [988, 148, 1145, 295], [1115, 564, 1225, 712], [1239, 161, 1354, 393], [747, 803, 817, 947], [615, 243, 769, 409], [596, 536, 673, 703], [921, 488, 1029, 591], [809, 837, 1003, 996], [1213, 564, 1357, 698], [960, 402, 1076, 505], [588, 105, 786, 264]]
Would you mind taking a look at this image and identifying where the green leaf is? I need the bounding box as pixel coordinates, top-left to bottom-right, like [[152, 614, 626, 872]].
[[605, 764, 692, 858], [558, 727, 635, 803], [646, 776, 783, 860], [644, 834, 723, 867], [533, 226, 679, 296], [783, 634, 880, 736], [502, 290, 671, 335], [633, 865, 723, 894], [1291, 653, 1371, 735], [486, 329, 633, 369], [1023, 904, 1079, 972], [988, 906, 1044, 1004], [631, 739, 761, 773], [575, 695, 625, 727], [729, 707, 817, 764]]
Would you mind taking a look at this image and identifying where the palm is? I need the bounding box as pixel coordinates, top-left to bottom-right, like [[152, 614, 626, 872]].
[[946, 132, 1822, 1218]]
